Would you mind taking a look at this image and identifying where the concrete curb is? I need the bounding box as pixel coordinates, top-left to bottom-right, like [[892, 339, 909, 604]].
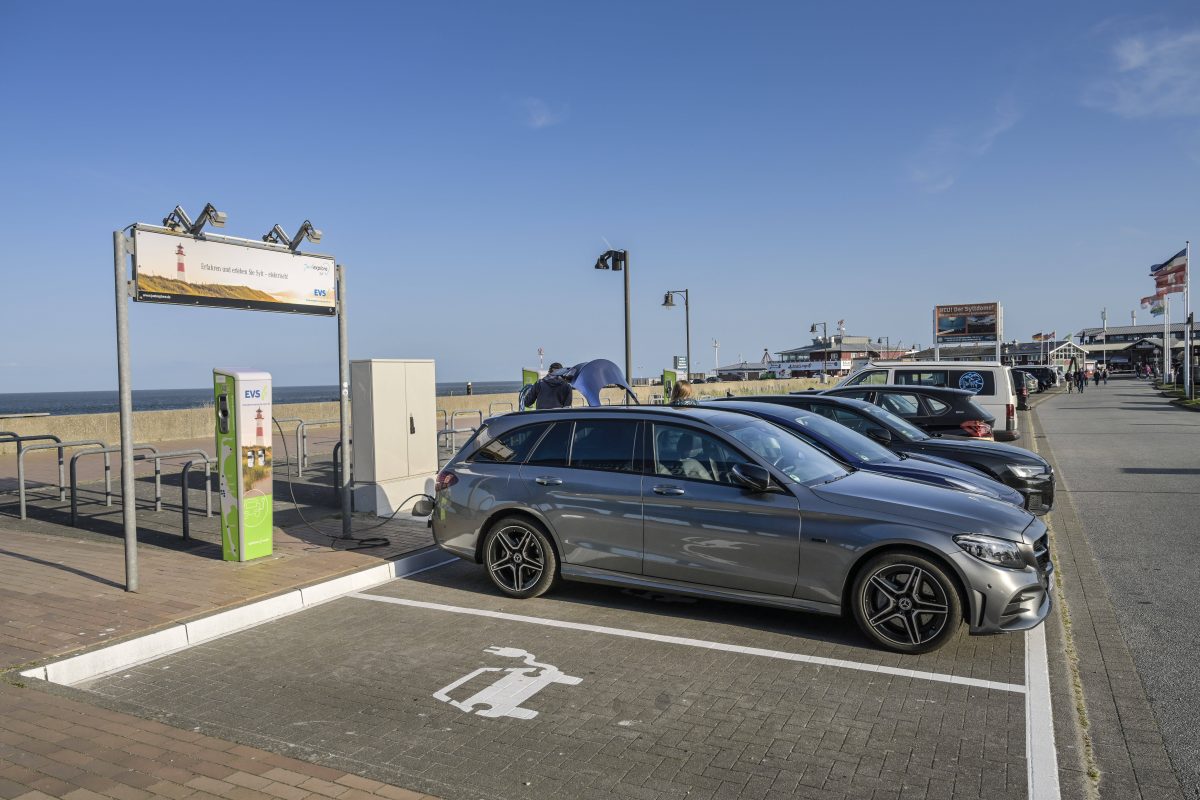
[[19, 546, 455, 686]]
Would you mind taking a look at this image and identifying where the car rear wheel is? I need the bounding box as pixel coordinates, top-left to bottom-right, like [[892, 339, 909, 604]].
[[852, 552, 962, 654], [483, 516, 559, 599]]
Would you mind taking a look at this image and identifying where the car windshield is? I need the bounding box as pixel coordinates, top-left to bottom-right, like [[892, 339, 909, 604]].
[[857, 403, 930, 442], [714, 416, 850, 485], [782, 412, 899, 464]]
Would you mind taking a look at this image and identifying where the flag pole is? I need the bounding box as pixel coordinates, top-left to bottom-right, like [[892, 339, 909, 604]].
[[1164, 294, 1170, 384], [1186, 240, 1192, 399]]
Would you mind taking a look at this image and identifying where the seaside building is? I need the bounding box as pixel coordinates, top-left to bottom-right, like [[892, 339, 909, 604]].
[[1076, 322, 1200, 372]]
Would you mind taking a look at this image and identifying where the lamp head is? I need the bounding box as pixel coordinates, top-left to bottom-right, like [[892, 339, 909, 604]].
[[662, 292, 675, 308], [809, 323, 818, 334]]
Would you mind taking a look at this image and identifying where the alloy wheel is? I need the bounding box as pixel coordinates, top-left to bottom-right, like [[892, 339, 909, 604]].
[[487, 525, 546, 593], [861, 563, 950, 647]]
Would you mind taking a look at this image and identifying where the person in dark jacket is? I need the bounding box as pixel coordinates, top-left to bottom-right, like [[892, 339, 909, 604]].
[[524, 362, 573, 409]]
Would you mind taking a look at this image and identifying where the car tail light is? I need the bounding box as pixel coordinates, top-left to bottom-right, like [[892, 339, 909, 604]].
[[1006, 403, 1016, 430], [960, 420, 993, 438], [435, 469, 458, 492]]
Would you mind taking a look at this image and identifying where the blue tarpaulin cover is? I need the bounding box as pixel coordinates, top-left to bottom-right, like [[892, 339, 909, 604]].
[[520, 358, 638, 409]]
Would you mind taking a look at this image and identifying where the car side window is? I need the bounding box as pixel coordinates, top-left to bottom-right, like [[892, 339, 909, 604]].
[[879, 393, 921, 417], [526, 422, 572, 467], [471, 423, 549, 464], [836, 390, 873, 402], [923, 397, 951, 415], [895, 370, 948, 387], [845, 370, 887, 386], [568, 420, 639, 473], [652, 424, 745, 485]]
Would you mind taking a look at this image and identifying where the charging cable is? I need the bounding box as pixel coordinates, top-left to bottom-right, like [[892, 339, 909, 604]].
[[272, 418, 433, 550]]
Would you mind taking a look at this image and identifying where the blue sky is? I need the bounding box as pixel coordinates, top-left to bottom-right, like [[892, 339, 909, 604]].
[[3, 1, 1199, 390]]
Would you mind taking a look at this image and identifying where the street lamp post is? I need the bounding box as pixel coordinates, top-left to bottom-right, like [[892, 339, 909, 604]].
[[594, 249, 631, 385], [876, 336, 890, 359], [662, 290, 691, 381]]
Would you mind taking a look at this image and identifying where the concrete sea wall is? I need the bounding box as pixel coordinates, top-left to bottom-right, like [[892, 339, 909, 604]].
[[0, 378, 826, 454]]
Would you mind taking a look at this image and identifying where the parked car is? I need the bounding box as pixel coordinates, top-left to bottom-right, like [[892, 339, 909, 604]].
[[1019, 365, 1058, 391], [707, 400, 1026, 507], [1011, 369, 1037, 409], [433, 405, 1053, 654], [838, 361, 1019, 441], [822, 384, 997, 439], [766, 394, 1055, 514]]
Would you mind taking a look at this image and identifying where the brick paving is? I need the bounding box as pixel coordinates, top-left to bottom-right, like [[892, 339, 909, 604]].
[[77, 560, 1030, 800], [0, 450, 443, 799]]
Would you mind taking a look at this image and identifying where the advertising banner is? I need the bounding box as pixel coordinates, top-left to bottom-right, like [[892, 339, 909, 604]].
[[935, 302, 1001, 344], [133, 227, 336, 315]]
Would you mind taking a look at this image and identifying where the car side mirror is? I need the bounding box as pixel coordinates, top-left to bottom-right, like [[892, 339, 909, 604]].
[[411, 497, 434, 516], [731, 463, 776, 493], [865, 427, 893, 444]]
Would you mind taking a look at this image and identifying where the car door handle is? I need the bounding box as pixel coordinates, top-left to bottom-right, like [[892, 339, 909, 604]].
[[652, 485, 686, 496], [534, 476, 563, 486]]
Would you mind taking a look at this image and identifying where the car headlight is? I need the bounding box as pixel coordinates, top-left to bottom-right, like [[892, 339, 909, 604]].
[[1009, 464, 1048, 479], [954, 533, 1025, 568]]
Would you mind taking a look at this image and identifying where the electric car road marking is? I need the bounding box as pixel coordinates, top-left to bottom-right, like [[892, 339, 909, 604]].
[[433, 646, 582, 720], [349, 592, 1027, 693]]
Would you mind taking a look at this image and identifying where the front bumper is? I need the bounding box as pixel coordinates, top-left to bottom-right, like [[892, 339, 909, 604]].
[[1010, 469, 1055, 515], [953, 530, 1055, 634]]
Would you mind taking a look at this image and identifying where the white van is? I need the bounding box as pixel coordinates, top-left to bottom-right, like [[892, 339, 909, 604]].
[[836, 361, 1020, 441]]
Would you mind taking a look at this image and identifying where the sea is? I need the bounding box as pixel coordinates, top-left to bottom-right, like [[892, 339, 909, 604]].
[[0, 382, 524, 417]]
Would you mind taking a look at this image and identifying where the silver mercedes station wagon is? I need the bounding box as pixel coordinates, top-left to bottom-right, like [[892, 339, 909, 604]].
[[431, 406, 1052, 654]]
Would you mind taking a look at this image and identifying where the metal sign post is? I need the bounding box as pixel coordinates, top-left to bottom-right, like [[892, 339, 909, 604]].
[[113, 231, 138, 592], [111, 206, 345, 591]]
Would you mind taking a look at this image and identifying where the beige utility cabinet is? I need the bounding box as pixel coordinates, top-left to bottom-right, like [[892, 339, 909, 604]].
[[350, 359, 438, 514]]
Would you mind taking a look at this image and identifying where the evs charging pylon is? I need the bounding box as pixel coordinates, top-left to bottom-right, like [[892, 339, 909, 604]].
[[213, 369, 273, 561]]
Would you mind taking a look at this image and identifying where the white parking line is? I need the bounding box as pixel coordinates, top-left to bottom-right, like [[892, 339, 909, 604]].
[[1026, 623, 1062, 799], [349, 592, 1027, 693]]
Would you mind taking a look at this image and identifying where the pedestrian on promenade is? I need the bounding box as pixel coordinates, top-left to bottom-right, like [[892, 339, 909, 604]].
[[1093, 369, 1101, 388], [1102, 368, 1109, 385], [670, 380, 698, 406], [524, 362, 573, 409], [1067, 371, 1074, 393], [1076, 370, 1086, 393]]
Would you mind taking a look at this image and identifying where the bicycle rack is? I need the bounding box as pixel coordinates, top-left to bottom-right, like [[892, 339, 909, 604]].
[[180, 456, 216, 540], [3, 433, 66, 509], [15, 439, 105, 520], [272, 417, 303, 467], [441, 410, 483, 450], [68, 444, 159, 525]]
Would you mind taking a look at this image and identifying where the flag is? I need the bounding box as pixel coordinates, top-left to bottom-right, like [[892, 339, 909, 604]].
[[1048, 330, 1056, 340], [1154, 270, 1186, 294], [1141, 293, 1166, 308], [1031, 331, 1044, 341], [1150, 248, 1187, 277], [1150, 302, 1165, 317]]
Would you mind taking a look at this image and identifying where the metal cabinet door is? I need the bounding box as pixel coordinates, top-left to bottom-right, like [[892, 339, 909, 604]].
[[642, 423, 800, 596], [518, 420, 644, 575]]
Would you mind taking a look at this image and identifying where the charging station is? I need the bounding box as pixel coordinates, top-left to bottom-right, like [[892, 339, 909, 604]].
[[213, 369, 274, 562]]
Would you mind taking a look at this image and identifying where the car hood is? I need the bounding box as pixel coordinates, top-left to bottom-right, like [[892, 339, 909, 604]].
[[864, 460, 1025, 507], [811, 471, 1035, 542], [915, 436, 1048, 466]]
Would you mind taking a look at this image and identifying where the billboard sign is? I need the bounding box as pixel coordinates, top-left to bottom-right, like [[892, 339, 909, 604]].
[[934, 302, 1001, 344], [132, 226, 336, 315]]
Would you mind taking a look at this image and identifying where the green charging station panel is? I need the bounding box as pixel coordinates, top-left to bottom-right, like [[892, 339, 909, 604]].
[[213, 369, 273, 562]]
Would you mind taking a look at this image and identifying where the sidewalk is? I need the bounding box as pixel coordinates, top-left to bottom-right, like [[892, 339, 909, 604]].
[[1, 461, 443, 799]]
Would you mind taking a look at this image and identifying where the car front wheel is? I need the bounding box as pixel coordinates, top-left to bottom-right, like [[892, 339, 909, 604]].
[[482, 516, 559, 599], [852, 552, 963, 654]]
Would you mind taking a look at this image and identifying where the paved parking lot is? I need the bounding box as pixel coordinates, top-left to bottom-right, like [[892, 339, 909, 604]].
[[74, 558, 1044, 800]]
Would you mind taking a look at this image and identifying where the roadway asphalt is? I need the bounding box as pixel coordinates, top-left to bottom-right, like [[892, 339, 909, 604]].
[[1036, 376, 1200, 796]]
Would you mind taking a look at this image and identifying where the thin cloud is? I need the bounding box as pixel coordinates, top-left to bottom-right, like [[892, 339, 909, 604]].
[[907, 95, 1021, 193], [519, 97, 567, 129], [1085, 29, 1200, 118]]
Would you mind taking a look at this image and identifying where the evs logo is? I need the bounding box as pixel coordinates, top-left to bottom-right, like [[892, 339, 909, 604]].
[[244, 389, 262, 399], [313, 288, 328, 297]]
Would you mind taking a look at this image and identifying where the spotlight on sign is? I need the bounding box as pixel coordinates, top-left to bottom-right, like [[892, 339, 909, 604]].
[[262, 220, 323, 251], [162, 203, 226, 235]]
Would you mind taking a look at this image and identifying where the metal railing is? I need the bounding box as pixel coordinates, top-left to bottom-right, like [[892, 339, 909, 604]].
[[68, 444, 159, 525], [488, 401, 514, 416], [3, 433, 66, 508], [15, 439, 105, 519], [438, 410, 483, 450], [179, 456, 216, 540], [436, 409, 448, 433], [272, 417, 303, 469], [296, 418, 338, 477]]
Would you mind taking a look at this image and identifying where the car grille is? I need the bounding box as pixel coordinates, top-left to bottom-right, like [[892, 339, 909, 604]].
[[1033, 533, 1052, 586]]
